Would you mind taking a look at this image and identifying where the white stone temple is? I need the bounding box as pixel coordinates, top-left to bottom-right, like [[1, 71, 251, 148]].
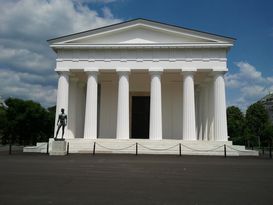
[[27, 19, 258, 155]]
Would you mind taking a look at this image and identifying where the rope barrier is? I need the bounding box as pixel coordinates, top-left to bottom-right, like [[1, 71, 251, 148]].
[[138, 143, 179, 151], [88, 141, 258, 155], [95, 142, 136, 151], [226, 145, 252, 152], [95, 142, 225, 153], [180, 144, 224, 152]]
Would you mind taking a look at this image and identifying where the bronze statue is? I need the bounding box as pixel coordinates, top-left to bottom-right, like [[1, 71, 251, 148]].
[[55, 108, 67, 140]]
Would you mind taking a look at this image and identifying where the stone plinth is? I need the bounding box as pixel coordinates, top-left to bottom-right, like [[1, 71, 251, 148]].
[[50, 140, 67, 156]]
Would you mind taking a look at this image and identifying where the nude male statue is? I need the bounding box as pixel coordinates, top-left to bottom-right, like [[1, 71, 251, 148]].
[[55, 108, 67, 140]]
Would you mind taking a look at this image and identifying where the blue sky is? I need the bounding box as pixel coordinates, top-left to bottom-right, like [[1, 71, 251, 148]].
[[0, 0, 272, 110]]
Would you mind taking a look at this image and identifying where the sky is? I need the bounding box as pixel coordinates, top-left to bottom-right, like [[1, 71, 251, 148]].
[[0, 0, 272, 110]]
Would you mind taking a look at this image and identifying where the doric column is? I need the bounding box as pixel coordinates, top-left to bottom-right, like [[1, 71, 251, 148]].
[[116, 69, 130, 139], [67, 77, 78, 139], [149, 69, 163, 140], [214, 72, 228, 141], [182, 71, 197, 140], [149, 68, 163, 140], [84, 70, 98, 139], [208, 79, 214, 140], [195, 86, 202, 140], [54, 71, 69, 138], [201, 83, 209, 141]]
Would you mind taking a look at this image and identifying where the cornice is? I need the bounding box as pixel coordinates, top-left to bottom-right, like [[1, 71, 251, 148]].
[[51, 43, 233, 50]]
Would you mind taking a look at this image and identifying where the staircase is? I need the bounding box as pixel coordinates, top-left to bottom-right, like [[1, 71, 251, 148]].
[[40, 139, 259, 156]]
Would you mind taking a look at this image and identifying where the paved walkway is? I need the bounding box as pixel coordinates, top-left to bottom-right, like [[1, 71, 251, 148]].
[[0, 153, 272, 205]]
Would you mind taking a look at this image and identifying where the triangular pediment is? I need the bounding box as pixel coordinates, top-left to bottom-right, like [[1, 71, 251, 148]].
[[65, 25, 217, 44], [48, 19, 235, 46]]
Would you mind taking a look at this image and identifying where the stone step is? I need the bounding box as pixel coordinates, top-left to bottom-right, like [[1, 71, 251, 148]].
[[24, 139, 259, 156]]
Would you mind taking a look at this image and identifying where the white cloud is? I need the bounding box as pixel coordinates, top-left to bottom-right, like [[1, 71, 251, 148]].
[[102, 7, 114, 18], [0, 0, 122, 107], [226, 61, 273, 110], [0, 69, 57, 107], [241, 85, 268, 98], [236, 61, 262, 80], [0, 45, 53, 72], [266, 77, 273, 83], [225, 61, 265, 89]]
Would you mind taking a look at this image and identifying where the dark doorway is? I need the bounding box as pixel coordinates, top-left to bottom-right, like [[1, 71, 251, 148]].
[[131, 96, 150, 139]]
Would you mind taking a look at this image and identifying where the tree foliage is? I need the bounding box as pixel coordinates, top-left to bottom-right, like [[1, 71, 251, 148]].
[[261, 122, 273, 145], [245, 102, 270, 146], [227, 106, 245, 145], [227, 103, 272, 147], [0, 98, 55, 145]]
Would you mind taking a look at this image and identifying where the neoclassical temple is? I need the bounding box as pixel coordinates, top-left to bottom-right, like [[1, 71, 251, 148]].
[[48, 19, 234, 143]]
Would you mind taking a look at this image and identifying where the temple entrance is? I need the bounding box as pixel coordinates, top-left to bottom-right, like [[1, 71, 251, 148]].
[[131, 96, 150, 139]]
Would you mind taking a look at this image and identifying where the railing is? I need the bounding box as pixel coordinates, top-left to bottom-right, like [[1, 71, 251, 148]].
[[91, 142, 240, 157], [2, 141, 271, 158]]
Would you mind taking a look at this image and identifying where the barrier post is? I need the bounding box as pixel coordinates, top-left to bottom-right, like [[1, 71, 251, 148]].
[[93, 142, 96, 155], [46, 142, 49, 154], [179, 143, 182, 156], [136, 143, 138, 155], [262, 146, 264, 155], [66, 142, 69, 155], [224, 144, 227, 158]]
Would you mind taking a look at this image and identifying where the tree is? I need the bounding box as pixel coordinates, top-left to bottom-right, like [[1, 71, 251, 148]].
[[245, 102, 269, 147], [261, 122, 273, 147], [227, 106, 245, 145], [0, 107, 8, 143], [0, 98, 55, 145]]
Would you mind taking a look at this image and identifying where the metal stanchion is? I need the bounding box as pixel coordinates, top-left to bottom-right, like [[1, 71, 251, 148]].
[[93, 142, 96, 155], [179, 143, 182, 156], [136, 143, 138, 155], [66, 142, 69, 155], [224, 144, 227, 158], [46, 142, 49, 154]]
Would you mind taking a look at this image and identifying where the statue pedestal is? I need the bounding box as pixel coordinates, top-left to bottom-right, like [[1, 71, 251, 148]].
[[50, 140, 67, 156]]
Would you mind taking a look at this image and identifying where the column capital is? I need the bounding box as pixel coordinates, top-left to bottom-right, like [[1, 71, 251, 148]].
[[116, 67, 130, 73], [181, 71, 196, 78], [149, 67, 163, 74], [181, 68, 197, 72], [181, 71, 196, 80], [84, 68, 99, 74]]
